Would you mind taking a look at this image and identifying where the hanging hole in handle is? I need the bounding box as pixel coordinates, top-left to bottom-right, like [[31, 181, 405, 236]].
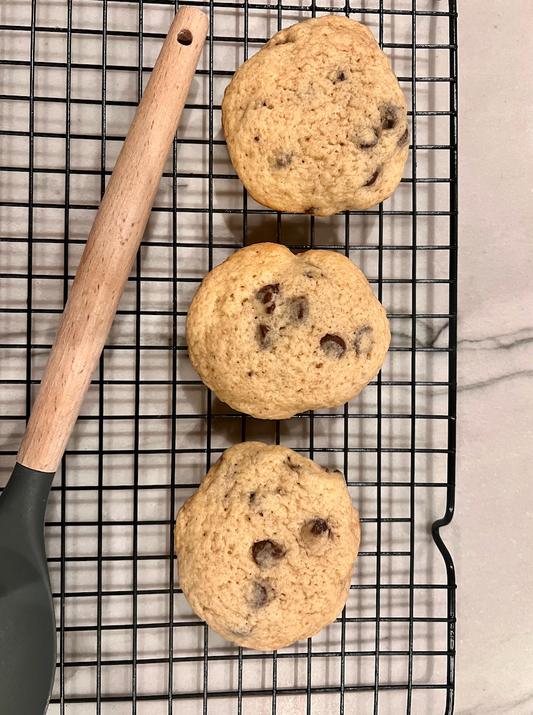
[[177, 29, 193, 46]]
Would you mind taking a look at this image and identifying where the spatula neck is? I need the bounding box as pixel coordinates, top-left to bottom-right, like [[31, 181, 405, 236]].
[[0, 463, 55, 542]]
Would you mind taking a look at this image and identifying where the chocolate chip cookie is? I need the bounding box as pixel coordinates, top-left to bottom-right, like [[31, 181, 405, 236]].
[[175, 442, 360, 651], [221, 15, 409, 216], [186, 243, 390, 419]]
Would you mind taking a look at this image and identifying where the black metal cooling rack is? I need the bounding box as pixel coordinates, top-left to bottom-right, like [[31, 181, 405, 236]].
[[0, 1, 457, 713]]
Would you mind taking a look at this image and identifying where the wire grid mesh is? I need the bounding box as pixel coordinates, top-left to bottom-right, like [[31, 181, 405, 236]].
[[0, 0, 457, 713]]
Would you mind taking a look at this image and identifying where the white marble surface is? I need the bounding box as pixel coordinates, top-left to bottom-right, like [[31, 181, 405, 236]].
[[454, 2, 533, 713]]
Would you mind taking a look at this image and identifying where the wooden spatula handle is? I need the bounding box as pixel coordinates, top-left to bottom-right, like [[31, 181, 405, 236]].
[[17, 7, 209, 473]]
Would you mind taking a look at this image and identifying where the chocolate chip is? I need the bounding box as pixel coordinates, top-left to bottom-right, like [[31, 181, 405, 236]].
[[398, 128, 409, 147], [248, 371, 254, 377], [354, 326, 374, 356], [249, 492, 256, 503], [249, 581, 271, 609], [274, 153, 293, 169], [229, 626, 252, 638], [380, 103, 399, 130], [256, 284, 279, 305], [285, 456, 301, 472], [256, 283, 279, 314], [257, 324, 271, 349], [295, 298, 309, 322], [254, 136, 260, 142], [300, 518, 331, 544], [322, 466, 343, 475], [305, 207, 318, 215], [334, 70, 348, 83], [311, 518, 330, 536], [364, 168, 381, 187], [252, 540, 286, 568], [320, 334, 346, 358], [287, 297, 309, 324]]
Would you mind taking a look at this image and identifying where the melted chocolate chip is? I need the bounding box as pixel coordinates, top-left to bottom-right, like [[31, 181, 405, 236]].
[[300, 518, 332, 544], [252, 540, 286, 568], [286, 456, 301, 472], [249, 492, 256, 503], [354, 326, 374, 356], [257, 324, 271, 349], [364, 168, 381, 187], [305, 207, 318, 215], [320, 334, 346, 358], [274, 153, 293, 169], [322, 466, 343, 475], [249, 581, 271, 609], [310, 518, 330, 536], [287, 297, 309, 324], [256, 284, 279, 305], [398, 128, 409, 147], [334, 70, 348, 83], [229, 626, 252, 638], [380, 103, 399, 130], [256, 283, 279, 314]]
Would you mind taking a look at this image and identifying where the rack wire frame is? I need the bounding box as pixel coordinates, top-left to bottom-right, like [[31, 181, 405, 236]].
[[0, 0, 457, 713]]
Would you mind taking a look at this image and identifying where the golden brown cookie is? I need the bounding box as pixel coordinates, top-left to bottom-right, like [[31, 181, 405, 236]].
[[175, 442, 360, 651], [222, 15, 409, 216], [186, 243, 390, 419]]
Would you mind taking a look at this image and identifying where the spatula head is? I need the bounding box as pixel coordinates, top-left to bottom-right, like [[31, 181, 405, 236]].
[[0, 464, 56, 715]]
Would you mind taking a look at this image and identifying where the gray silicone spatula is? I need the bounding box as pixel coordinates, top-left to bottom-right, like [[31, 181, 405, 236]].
[[0, 8, 208, 713]]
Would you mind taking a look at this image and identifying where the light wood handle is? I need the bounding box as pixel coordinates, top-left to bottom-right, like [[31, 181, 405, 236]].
[[17, 7, 209, 473]]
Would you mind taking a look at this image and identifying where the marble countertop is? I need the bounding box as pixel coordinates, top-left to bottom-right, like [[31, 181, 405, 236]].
[[455, 2, 533, 712]]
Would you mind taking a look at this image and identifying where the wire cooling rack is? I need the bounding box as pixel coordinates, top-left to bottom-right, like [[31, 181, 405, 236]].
[[0, 0, 457, 713]]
